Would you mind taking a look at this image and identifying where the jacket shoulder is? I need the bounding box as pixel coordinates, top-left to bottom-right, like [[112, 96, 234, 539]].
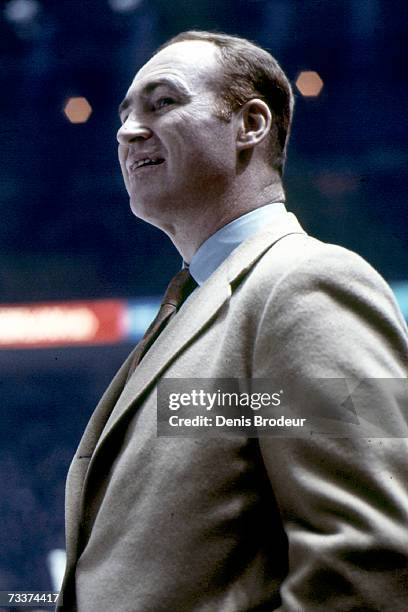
[[247, 233, 407, 378], [248, 233, 403, 325], [255, 233, 388, 289]]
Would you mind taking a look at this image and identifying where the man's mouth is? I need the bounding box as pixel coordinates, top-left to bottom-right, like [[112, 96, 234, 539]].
[[130, 158, 165, 171]]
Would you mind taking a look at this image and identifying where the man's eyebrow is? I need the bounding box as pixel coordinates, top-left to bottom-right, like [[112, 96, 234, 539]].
[[118, 77, 193, 117]]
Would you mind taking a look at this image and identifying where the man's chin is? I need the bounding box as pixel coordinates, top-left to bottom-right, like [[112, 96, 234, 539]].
[[129, 198, 173, 232], [129, 200, 150, 222]]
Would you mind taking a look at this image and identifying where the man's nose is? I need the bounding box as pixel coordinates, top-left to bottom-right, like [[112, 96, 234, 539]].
[[117, 118, 152, 144]]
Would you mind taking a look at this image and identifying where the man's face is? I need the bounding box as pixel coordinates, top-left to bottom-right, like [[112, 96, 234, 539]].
[[117, 41, 238, 231]]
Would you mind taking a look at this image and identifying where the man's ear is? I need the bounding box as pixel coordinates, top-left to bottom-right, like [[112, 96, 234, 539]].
[[236, 98, 272, 152]]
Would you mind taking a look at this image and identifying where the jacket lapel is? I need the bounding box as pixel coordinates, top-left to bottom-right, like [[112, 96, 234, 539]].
[[92, 269, 231, 455]]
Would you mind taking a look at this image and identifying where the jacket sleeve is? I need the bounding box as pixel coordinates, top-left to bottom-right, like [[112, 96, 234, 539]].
[[253, 244, 408, 611]]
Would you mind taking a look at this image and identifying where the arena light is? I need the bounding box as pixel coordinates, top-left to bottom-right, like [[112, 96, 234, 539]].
[[63, 97, 92, 124], [108, 0, 143, 12], [0, 300, 125, 348], [125, 299, 161, 339], [295, 71, 324, 97], [47, 549, 66, 591], [4, 0, 40, 24]]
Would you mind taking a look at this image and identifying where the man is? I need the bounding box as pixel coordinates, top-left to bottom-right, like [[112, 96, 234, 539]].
[[59, 31, 408, 611]]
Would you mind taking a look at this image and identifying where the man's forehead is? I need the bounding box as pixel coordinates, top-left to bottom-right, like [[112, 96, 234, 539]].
[[132, 40, 221, 92]]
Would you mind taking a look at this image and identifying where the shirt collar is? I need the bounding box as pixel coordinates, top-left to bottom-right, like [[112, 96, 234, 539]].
[[186, 202, 287, 286]]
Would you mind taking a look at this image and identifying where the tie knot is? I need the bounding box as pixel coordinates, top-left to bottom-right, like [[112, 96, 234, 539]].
[[161, 268, 197, 308]]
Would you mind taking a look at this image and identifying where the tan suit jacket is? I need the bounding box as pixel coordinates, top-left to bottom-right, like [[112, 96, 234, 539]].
[[59, 212, 408, 611]]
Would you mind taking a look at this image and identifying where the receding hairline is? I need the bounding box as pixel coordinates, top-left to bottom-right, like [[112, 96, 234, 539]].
[[149, 38, 229, 94], [156, 31, 284, 76]]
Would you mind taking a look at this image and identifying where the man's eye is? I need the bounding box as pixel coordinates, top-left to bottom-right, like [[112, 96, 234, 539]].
[[155, 97, 174, 109]]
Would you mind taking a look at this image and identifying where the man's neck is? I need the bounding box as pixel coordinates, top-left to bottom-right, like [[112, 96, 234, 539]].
[[169, 181, 286, 262]]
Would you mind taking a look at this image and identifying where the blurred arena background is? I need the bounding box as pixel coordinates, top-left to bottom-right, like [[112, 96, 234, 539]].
[[0, 0, 407, 603]]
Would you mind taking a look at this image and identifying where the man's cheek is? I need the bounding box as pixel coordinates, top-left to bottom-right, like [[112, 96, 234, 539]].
[[118, 144, 131, 194]]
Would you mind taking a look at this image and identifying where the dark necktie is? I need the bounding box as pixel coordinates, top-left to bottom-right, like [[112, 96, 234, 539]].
[[126, 268, 197, 381]]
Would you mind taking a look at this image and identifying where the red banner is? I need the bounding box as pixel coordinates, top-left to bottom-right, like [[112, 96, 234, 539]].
[[0, 300, 126, 348]]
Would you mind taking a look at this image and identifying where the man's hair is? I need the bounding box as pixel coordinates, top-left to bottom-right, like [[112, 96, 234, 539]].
[[156, 30, 294, 176]]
